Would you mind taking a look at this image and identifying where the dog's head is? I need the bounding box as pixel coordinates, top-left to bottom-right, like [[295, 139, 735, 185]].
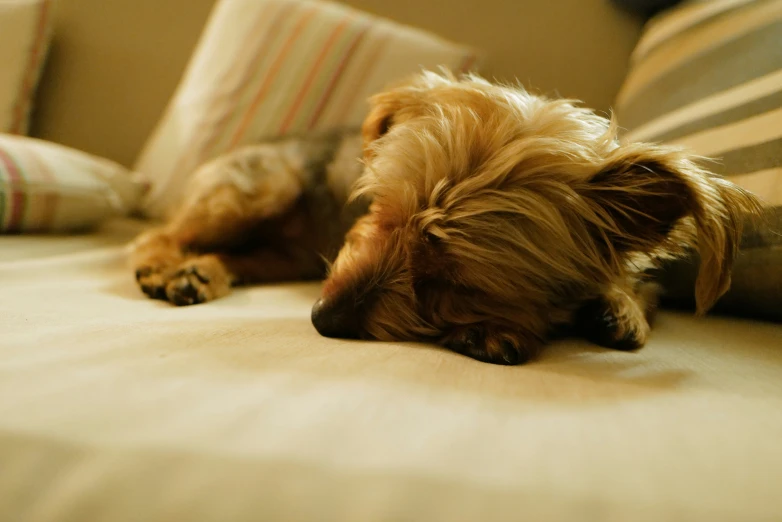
[[312, 70, 760, 364]]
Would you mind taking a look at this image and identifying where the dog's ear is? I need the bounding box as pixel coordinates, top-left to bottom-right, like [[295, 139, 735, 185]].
[[361, 86, 425, 155], [361, 77, 442, 156], [361, 70, 463, 156], [361, 92, 399, 153], [583, 143, 762, 314]]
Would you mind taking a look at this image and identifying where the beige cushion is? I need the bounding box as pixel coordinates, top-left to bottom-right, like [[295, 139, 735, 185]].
[[617, 0, 782, 206], [0, 134, 146, 232], [616, 0, 782, 321], [0, 222, 781, 521], [0, 0, 53, 135], [135, 0, 477, 218]]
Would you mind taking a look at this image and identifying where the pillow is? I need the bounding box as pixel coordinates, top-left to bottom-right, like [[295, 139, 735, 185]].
[[0, 0, 54, 135], [134, 0, 479, 218], [615, 0, 782, 321], [0, 134, 148, 233]]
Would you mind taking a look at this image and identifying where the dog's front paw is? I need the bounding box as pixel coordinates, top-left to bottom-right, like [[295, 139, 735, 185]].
[[165, 256, 232, 306], [135, 266, 171, 301], [442, 324, 538, 365], [574, 298, 647, 351], [131, 230, 184, 301]]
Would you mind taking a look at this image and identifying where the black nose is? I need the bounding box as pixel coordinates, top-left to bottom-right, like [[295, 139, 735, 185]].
[[311, 297, 360, 339]]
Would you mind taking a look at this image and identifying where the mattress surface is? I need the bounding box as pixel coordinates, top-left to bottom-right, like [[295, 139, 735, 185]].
[[1, 219, 781, 521]]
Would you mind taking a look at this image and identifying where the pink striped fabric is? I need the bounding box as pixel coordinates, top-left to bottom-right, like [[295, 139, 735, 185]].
[[0, 134, 147, 233], [0, 0, 54, 136], [135, 0, 479, 218]]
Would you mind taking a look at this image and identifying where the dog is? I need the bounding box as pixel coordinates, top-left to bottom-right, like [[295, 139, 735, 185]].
[[131, 70, 761, 365]]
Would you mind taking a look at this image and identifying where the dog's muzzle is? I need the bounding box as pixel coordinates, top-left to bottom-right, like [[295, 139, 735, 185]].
[[311, 297, 361, 339]]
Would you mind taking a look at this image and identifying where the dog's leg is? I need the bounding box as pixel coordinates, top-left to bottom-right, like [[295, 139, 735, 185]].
[[131, 145, 306, 303], [131, 184, 265, 302], [164, 248, 320, 306], [574, 281, 659, 351]]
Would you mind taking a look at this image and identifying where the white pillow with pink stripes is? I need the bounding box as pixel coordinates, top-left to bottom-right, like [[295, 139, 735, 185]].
[[0, 134, 147, 233], [135, 0, 478, 218], [0, 0, 54, 135]]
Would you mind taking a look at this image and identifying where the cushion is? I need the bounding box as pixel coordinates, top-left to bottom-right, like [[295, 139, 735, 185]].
[[1, 227, 782, 521], [134, 0, 478, 218], [0, 0, 54, 135], [615, 0, 782, 321], [0, 134, 147, 233]]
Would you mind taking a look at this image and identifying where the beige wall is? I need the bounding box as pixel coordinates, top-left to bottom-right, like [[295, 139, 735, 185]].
[[31, 0, 216, 166], [30, 0, 642, 167], [339, 0, 642, 108]]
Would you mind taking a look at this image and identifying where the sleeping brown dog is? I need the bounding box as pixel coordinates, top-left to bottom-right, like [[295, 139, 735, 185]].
[[131, 70, 760, 364]]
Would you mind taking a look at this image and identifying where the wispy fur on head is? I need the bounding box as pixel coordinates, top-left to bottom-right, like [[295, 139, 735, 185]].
[[320, 70, 761, 364]]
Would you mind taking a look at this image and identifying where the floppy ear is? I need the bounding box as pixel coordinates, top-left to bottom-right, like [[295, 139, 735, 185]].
[[583, 143, 762, 314], [360, 92, 398, 155], [361, 73, 447, 156], [361, 69, 464, 156]]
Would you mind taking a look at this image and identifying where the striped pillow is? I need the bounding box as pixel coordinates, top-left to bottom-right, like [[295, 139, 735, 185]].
[[135, 0, 478, 218], [616, 0, 782, 321], [0, 134, 147, 233], [0, 0, 53, 135]]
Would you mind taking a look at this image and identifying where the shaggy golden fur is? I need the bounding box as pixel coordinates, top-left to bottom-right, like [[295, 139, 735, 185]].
[[131, 70, 761, 365]]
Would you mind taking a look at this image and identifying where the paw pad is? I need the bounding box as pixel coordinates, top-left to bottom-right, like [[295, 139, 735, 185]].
[[140, 283, 167, 300], [445, 327, 526, 365], [169, 281, 204, 306], [134, 266, 168, 300], [166, 269, 210, 306]]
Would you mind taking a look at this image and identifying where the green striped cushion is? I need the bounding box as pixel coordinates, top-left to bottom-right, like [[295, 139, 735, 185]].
[[135, 0, 478, 218], [616, 0, 782, 321], [0, 134, 147, 233]]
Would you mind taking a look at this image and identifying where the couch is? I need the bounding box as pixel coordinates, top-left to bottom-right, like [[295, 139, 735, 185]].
[[2, 1, 781, 521]]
